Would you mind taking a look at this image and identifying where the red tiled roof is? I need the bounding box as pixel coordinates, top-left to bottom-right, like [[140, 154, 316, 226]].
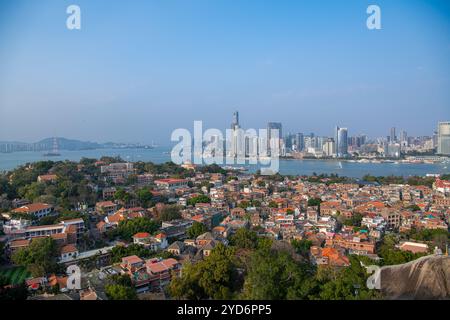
[[122, 255, 144, 265], [12, 203, 52, 214], [60, 244, 78, 254], [155, 178, 187, 184], [96, 201, 116, 207], [133, 232, 151, 239]]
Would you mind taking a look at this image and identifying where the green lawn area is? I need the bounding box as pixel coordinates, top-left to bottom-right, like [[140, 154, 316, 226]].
[[0, 266, 31, 285]]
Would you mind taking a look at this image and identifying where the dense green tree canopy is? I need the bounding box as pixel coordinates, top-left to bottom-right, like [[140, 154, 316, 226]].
[[307, 198, 322, 207], [137, 188, 153, 208], [186, 222, 207, 239], [105, 274, 137, 300], [291, 239, 313, 257], [229, 228, 258, 250], [112, 217, 160, 241], [159, 205, 182, 222], [169, 243, 238, 300], [187, 195, 211, 206], [241, 246, 316, 300], [12, 237, 59, 277]]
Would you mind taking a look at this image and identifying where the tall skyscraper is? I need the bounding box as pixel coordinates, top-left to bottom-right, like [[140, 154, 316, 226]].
[[437, 121, 450, 155], [390, 127, 396, 143], [400, 130, 407, 143], [296, 133, 304, 151], [231, 111, 239, 130], [432, 131, 438, 148], [335, 126, 348, 157], [229, 111, 241, 158], [267, 122, 282, 156]]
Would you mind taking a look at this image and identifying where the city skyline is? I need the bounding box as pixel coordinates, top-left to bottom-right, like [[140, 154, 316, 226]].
[[0, 117, 446, 146], [1, 0, 450, 143]]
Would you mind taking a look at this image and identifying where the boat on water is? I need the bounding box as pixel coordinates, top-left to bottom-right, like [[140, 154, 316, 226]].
[[43, 152, 61, 157], [222, 166, 248, 171]]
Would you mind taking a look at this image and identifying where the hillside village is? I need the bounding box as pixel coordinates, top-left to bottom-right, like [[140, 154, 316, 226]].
[[0, 158, 449, 300]]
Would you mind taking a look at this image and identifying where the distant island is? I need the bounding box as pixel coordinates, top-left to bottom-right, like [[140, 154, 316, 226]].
[[0, 137, 155, 153]]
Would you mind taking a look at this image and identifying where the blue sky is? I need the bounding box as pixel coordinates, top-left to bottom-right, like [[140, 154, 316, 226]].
[[0, 0, 449, 144]]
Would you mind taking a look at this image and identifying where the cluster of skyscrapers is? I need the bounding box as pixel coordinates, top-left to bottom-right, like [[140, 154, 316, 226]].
[[225, 111, 450, 159], [227, 111, 283, 159]]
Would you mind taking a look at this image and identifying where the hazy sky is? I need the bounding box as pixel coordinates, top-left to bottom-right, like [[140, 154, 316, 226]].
[[0, 0, 450, 145]]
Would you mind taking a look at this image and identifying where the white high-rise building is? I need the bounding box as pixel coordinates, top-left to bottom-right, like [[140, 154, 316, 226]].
[[335, 126, 348, 157], [229, 111, 240, 158], [323, 138, 336, 157], [437, 121, 450, 155]]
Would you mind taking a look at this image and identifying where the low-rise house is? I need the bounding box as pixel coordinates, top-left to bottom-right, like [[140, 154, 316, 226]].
[[434, 178, 450, 194], [59, 244, 79, 263], [120, 255, 181, 292], [154, 233, 168, 249], [121, 255, 145, 273], [60, 218, 85, 239], [145, 258, 181, 289], [2, 218, 32, 235], [102, 187, 117, 199], [161, 220, 194, 239], [398, 241, 429, 254], [316, 216, 337, 233], [137, 174, 153, 186], [80, 288, 98, 300], [212, 225, 230, 238], [7, 239, 30, 254], [133, 232, 152, 245], [95, 201, 118, 216], [154, 179, 189, 190], [132, 232, 168, 251], [101, 162, 135, 184], [326, 233, 376, 255], [8, 219, 85, 246], [310, 246, 350, 267], [380, 209, 402, 229], [96, 221, 112, 233], [37, 174, 58, 183], [167, 241, 185, 256], [320, 201, 343, 216], [12, 203, 54, 219], [47, 274, 68, 292]]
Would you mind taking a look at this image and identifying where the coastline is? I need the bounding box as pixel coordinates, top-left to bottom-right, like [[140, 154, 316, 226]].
[[1, 148, 449, 178]]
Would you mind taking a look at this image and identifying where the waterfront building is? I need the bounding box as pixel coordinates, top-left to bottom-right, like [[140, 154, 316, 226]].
[[335, 126, 348, 157], [267, 122, 282, 156], [323, 138, 336, 157], [390, 127, 397, 143], [437, 121, 450, 155], [296, 133, 304, 152], [386, 143, 401, 158]]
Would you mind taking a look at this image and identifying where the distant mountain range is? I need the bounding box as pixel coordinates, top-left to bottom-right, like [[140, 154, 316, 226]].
[[0, 137, 155, 153]]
